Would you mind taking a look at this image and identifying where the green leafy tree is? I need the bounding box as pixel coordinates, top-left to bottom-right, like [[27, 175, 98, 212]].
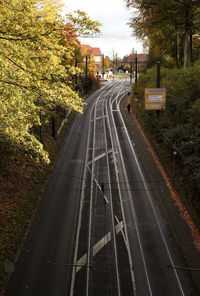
[[0, 0, 101, 165], [125, 0, 200, 67]]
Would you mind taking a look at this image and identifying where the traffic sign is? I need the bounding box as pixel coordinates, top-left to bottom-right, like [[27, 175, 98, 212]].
[[145, 88, 166, 110]]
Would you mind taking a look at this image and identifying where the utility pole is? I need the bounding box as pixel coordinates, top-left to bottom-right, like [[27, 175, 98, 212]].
[[75, 57, 78, 91], [51, 115, 56, 139], [85, 55, 88, 79], [157, 61, 161, 88], [39, 111, 43, 144], [130, 61, 133, 84], [135, 52, 138, 84], [156, 61, 161, 117], [85, 56, 89, 93], [102, 54, 105, 79]]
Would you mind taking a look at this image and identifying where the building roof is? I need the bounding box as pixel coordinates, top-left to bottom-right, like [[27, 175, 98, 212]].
[[128, 54, 148, 63], [91, 47, 101, 56], [81, 45, 101, 56]]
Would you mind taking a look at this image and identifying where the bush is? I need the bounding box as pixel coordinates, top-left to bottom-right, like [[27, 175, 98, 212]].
[[132, 60, 200, 225]]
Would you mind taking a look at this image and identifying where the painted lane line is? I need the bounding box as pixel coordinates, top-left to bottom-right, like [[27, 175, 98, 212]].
[[76, 221, 124, 272], [115, 215, 127, 246], [69, 103, 94, 296], [91, 115, 107, 121]]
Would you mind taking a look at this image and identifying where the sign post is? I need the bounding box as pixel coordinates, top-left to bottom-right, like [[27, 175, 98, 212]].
[[145, 88, 166, 110]]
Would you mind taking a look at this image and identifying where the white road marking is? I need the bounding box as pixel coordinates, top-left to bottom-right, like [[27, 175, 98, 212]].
[[115, 216, 127, 246], [91, 115, 107, 121], [107, 88, 137, 294], [117, 96, 185, 295], [111, 94, 152, 295], [76, 221, 124, 272], [87, 149, 113, 166], [87, 166, 109, 204]]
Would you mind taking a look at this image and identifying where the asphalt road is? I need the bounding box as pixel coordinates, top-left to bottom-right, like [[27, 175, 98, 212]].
[[5, 80, 198, 296]]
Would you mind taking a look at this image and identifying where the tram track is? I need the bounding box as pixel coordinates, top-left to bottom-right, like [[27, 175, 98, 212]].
[[71, 80, 135, 295], [5, 80, 198, 296], [70, 79, 196, 296], [85, 81, 123, 295]]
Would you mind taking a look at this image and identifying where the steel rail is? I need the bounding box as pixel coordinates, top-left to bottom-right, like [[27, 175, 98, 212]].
[[86, 81, 126, 295], [86, 87, 109, 296], [105, 81, 137, 295], [108, 82, 152, 295], [85, 82, 116, 295], [101, 88, 121, 295], [117, 95, 186, 296], [69, 101, 95, 296], [69, 82, 113, 296]]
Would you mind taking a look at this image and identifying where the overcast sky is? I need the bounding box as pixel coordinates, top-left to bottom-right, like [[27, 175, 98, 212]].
[[62, 0, 144, 59]]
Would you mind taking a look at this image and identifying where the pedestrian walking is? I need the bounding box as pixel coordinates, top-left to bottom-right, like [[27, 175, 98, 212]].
[[127, 103, 131, 113]]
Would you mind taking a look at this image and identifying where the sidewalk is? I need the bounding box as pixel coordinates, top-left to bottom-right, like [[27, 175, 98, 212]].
[[121, 96, 200, 294]]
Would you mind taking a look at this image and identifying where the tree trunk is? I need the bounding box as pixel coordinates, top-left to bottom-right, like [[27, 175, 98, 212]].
[[184, 0, 192, 68], [190, 33, 193, 63], [176, 31, 180, 68], [184, 28, 191, 67]]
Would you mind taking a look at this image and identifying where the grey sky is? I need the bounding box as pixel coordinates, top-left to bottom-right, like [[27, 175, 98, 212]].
[[62, 0, 143, 58]]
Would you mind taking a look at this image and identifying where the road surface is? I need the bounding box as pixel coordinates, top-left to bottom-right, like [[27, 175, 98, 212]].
[[6, 80, 197, 295]]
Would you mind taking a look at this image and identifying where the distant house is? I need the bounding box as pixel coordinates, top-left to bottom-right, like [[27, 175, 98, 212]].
[[81, 45, 102, 75], [127, 54, 148, 65]]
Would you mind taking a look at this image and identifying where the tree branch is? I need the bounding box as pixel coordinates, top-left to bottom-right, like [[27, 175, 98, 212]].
[[0, 79, 41, 95], [0, 29, 63, 41]]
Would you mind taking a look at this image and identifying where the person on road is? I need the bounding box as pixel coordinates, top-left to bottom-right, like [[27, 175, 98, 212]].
[[127, 103, 131, 113]]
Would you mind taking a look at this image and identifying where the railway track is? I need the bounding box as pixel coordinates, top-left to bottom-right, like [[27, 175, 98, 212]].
[[70, 79, 196, 296], [70, 80, 135, 295], [5, 80, 197, 296]]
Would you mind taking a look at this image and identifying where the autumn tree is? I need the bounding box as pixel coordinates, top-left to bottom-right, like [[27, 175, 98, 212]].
[[125, 0, 200, 67], [104, 56, 111, 71], [79, 45, 96, 77], [0, 0, 101, 165]]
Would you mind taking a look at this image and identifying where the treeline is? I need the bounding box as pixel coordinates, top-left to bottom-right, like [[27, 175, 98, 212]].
[[125, 0, 200, 68], [126, 1, 200, 225], [131, 60, 200, 228], [0, 0, 101, 168]]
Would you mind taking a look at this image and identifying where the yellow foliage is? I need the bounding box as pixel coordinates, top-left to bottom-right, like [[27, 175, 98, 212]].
[[0, 0, 101, 163]]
